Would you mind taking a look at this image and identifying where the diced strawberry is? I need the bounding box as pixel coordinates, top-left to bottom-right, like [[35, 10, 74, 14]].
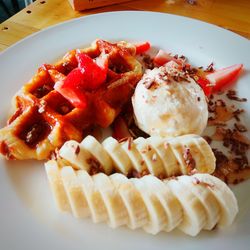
[[135, 42, 151, 54], [76, 52, 107, 90], [206, 64, 243, 92], [112, 117, 132, 141], [153, 49, 183, 66], [54, 68, 87, 109], [54, 52, 109, 109], [196, 77, 213, 96]]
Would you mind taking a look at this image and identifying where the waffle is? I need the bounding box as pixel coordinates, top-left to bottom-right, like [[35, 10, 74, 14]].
[[0, 40, 143, 160], [45, 161, 238, 236], [56, 134, 216, 178]]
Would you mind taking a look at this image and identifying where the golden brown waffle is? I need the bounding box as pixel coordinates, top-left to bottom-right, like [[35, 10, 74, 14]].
[[0, 40, 143, 160]]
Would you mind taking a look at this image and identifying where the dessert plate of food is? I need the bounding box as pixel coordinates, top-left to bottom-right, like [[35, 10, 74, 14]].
[[0, 11, 249, 250]]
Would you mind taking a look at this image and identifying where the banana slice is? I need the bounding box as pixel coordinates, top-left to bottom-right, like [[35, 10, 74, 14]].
[[110, 173, 147, 229], [45, 160, 71, 211], [59, 140, 92, 171], [102, 137, 132, 174], [191, 174, 238, 228], [121, 138, 146, 173], [114, 176, 148, 229], [166, 137, 189, 175], [175, 135, 207, 172], [134, 137, 165, 177], [179, 175, 220, 230], [130, 177, 167, 234], [166, 176, 207, 236], [142, 175, 183, 232], [93, 173, 128, 228], [76, 170, 108, 223], [146, 136, 181, 177], [192, 137, 216, 174], [81, 135, 113, 174], [61, 166, 90, 218]]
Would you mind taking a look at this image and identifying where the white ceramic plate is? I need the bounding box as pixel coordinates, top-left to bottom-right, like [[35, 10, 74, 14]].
[[0, 11, 249, 250]]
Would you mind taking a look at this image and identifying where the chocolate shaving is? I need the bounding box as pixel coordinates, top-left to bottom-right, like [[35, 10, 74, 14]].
[[233, 109, 244, 121], [144, 79, 156, 89], [128, 169, 149, 178], [234, 123, 247, 132], [183, 147, 196, 174], [204, 62, 214, 72], [127, 137, 133, 150], [226, 90, 247, 102], [87, 158, 103, 175], [142, 54, 155, 70], [203, 136, 212, 145], [193, 176, 201, 184], [75, 145, 80, 155]]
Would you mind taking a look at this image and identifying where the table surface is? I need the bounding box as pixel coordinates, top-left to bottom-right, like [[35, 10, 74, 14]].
[[0, 0, 249, 52]]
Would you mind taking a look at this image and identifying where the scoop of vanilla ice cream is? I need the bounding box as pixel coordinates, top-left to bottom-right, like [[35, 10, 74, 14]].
[[132, 62, 208, 137]]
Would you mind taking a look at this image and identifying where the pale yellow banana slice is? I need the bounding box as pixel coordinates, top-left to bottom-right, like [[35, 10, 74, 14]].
[[59, 140, 92, 171], [116, 177, 148, 229], [192, 174, 238, 228], [92, 173, 128, 228], [102, 137, 132, 174], [121, 139, 146, 173], [77, 170, 108, 223], [45, 160, 71, 212], [80, 135, 113, 174], [166, 177, 207, 236], [166, 137, 190, 175], [130, 177, 167, 234], [192, 137, 216, 174], [134, 137, 165, 177], [142, 175, 183, 232], [179, 175, 220, 230], [61, 166, 90, 218], [146, 136, 181, 177]]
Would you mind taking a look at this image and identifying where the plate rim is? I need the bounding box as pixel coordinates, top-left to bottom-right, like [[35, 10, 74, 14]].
[[1, 10, 249, 58]]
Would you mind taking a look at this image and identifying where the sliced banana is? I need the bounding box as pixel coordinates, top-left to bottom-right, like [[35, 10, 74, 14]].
[[166, 176, 207, 236], [166, 137, 189, 175], [45, 164, 238, 236], [93, 173, 128, 228], [121, 138, 146, 173], [81, 135, 113, 174], [142, 175, 183, 232], [134, 137, 165, 177], [76, 170, 108, 223], [45, 160, 71, 211], [57, 135, 215, 178], [130, 177, 168, 234], [179, 175, 220, 230], [109, 173, 148, 229], [102, 137, 132, 174], [192, 137, 216, 174], [146, 136, 180, 177], [61, 166, 90, 218], [191, 174, 238, 228], [59, 140, 92, 171]]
